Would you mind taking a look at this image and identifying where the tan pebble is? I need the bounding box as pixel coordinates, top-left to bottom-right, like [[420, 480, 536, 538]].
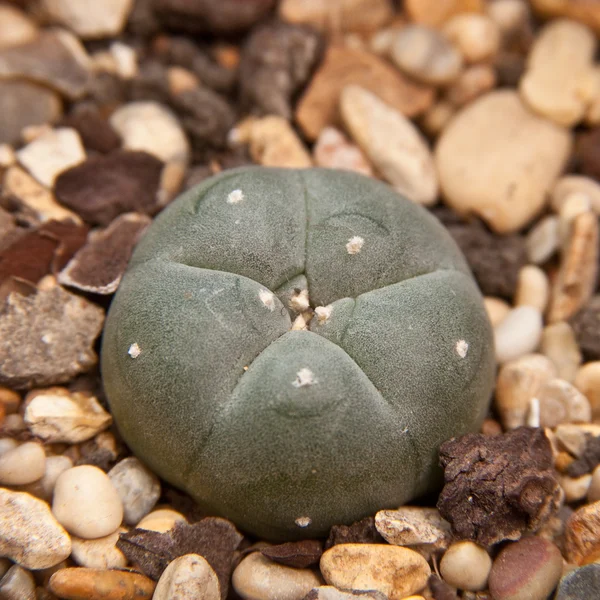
[[435, 91, 572, 234], [313, 126, 373, 176], [558, 192, 593, 248], [154, 554, 220, 600], [0, 387, 20, 414], [540, 322, 582, 383], [554, 451, 575, 473], [405, 0, 484, 28], [227, 116, 256, 147], [18, 454, 73, 502], [0, 441, 45, 485], [0, 438, 18, 456], [0, 4, 38, 50], [49, 567, 155, 600], [526, 215, 559, 265], [2, 413, 26, 435], [232, 551, 322, 600], [0, 144, 15, 167], [89, 50, 117, 74], [514, 265, 549, 313], [390, 25, 463, 86], [157, 160, 186, 208], [565, 500, 600, 564], [574, 362, 600, 422], [420, 100, 456, 137], [551, 175, 600, 215], [16, 127, 86, 188], [588, 465, 600, 503], [24, 387, 112, 444], [440, 541, 491, 591], [488, 536, 563, 600], [71, 528, 127, 569], [547, 211, 598, 323], [0, 488, 71, 569], [0, 564, 36, 600], [249, 116, 312, 168], [444, 64, 496, 107], [537, 378, 591, 428], [584, 67, 600, 126], [483, 297, 511, 327], [320, 544, 430, 599], [555, 423, 600, 457], [487, 0, 531, 36], [520, 19, 597, 127], [167, 66, 200, 96], [369, 27, 399, 56], [296, 45, 434, 141], [442, 14, 501, 63], [136, 508, 187, 532], [278, 0, 394, 34], [494, 306, 543, 364], [559, 473, 592, 504], [481, 418, 503, 435], [495, 354, 556, 430], [340, 85, 437, 205], [53, 465, 123, 539]]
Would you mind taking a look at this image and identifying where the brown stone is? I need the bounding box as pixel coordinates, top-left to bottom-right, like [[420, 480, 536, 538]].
[[565, 500, 600, 565], [49, 568, 155, 600], [296, 45, 434, 141], [405, 0, 484, 27]]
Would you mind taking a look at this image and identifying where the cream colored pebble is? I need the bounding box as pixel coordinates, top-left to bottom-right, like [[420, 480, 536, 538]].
[[540, 322, 582, 383], [588, 465, 600, 503], [484, 297, 511, 328], [574, 362, 600, 422], [526, 215, 559, 265], [555, 424, 600, 457], [551, 175, 600, 215], [494, 306, 543, 364], [136, 508, 187, 533], [514, 265, 549, 312], [537, 378, 592, 428], [440, 541, 492, 591], [559, 474, 592, 504], [558, 192, 593, 248], [0, 441, 46, 485], [0, 438, 18, 456], [487, 0, 530, 36], [442, 14, 501, 64]]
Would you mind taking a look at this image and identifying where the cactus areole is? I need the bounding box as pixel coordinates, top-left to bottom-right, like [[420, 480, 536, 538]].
[[101, 167, 495, 540]]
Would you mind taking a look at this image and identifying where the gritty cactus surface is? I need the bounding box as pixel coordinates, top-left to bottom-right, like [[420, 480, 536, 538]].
[[101, 167, 495, 541]]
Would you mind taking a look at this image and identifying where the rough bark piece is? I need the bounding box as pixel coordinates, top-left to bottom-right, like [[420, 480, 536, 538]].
[[260, 540, 323, 568], [0, 285, 104, 389], [296, 45, 434, 141], [437, 427, 562, 546], [325, 516, 384, 549]]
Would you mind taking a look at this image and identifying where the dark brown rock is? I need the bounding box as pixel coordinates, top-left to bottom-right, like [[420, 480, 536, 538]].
[[260, 539, 323, 568], [58, 213, 151, 294], [55, 150, 163, 226], [437, 427, 562, 546], [239, 20, 322, 119], [0, 285, 104, 389], [567, 435, 600, 477], [153, 0, 276, 33], [128, 60, 171, 105], [325, 516, 385, 550], [570, 295, 600, 360], [61, 106, 121, 154]]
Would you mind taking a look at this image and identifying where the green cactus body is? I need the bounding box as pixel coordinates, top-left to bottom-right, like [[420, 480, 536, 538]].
[[101, 167, 495, 540]]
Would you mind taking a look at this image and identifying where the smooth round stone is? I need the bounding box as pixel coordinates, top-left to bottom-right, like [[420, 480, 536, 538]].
[[575, 362, 600, 421], [320, 544, 430, 599], [555, 564, 600, 600], [442, 14, 501, 63], [526, 215, 559, 265], [154, 554, 220, 600], [440, 541, 491, 591], [70, 528, 127, 569], [0, 441, 46, 485], [136, 508, 187, 533], [390, 25, 463, 85], [488, 536, 563, 600], [233, 551, 322, 600], [0, 438, 18, 456], [537, 379, 591, 428], [0, 4, 38, 49], [108, 457, 161, 525], [52, 465, 124, 539], [0, 488, 71, 569], [435, 91, 572, 234], [494, 306, 543, 364], [514, 265, 549, 313]]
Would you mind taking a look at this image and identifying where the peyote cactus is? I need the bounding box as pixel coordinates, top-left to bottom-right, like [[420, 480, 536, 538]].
[[101, 167, 495, 540]]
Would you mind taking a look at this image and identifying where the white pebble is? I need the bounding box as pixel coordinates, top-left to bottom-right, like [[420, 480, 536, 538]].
[[35, 455, 74, 501], [154, 554, 220, 600], [440, 541, 492, 591], [494, 306, 543, 364], [514, 265, 550, 312], [0, 441, 46, 485], [526, 215, 559, 264], [108, 457, 161, 525], [52, 465, 123, 539]]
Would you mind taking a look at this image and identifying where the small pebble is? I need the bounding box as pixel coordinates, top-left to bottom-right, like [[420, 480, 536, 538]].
[[537, 378, 592, 428], [526, 215, 559, 264], [0, 438, 18, 456], [420, 100, 456, 137], [0, 387, 20, 414], [588, 465, 600, 503], [483, 297, 511, 327], [20, 454, 73, 502], [442, 14, 501, 63], [153, 554, 220, 600], [557, 192, 593, 248], [108, 457, 161, 525], [320, 544, 430, 600], [540, 322, 582, 383], [405, 0, 485, 27], [0, 488, 71, 569], [53, 465, 124, 539], [49, 567, 155, 600], [444, 64, 496, 107], [440, 541, 491, 591], [565, 500, 600, 565], [313, 127, 373, 177], [16, 127, 86, 188], [488, 536, 563, 600], [559, 474, 592, 504], [136, 507, 187, 532], [0, 4, 38, 49], [70, 528, 127, 569], [574, 362, 600, 422], [249, 116, 312, 168], [494, 306, 543, 364], [232, 551, 322, 600], [554, 423, 600, 457], [391, 25, 463, 86], [0, 441, 45, 485], [0, 564, 36, 600], [555, 564, 600, 600], [551, 175, 600, 215], [514, 265, 549, 312]]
